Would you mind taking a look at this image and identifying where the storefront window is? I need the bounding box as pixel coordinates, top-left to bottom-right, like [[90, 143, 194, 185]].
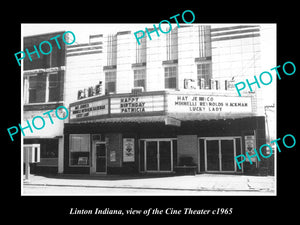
[[69, 134, 90, 166], [40, 139, 58, 158]]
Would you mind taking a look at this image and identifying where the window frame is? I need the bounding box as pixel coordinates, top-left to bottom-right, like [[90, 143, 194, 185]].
[[27, 74, 38, 103], [24, 72, 63, 104], [48, 72, 60, 102], [164, 66, 177, 89], [196, 61, 212, 88], [133, 68, 146, 90], [105, 70, 117, 94]]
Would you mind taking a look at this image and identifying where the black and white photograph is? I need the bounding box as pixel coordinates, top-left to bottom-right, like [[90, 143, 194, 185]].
[[20, 22, 277, 196], [3, 5, 298, 221]]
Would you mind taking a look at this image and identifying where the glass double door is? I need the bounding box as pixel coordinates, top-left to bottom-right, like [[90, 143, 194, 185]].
[[145, 140, 172, 172], [205, 138, 236, 172]]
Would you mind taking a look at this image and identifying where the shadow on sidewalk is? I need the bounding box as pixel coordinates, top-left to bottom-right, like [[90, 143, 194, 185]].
[[29, 172, 273, 181], [33, 173, 186, 181]]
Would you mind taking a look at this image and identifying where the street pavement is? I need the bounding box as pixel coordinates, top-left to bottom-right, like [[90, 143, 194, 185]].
[[22, 174, 275, 195]]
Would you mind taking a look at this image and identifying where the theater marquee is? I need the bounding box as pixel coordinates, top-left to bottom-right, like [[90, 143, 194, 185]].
[[167, 94, 252, 114], [110, 95, 164, 114], [69, 91, 254, 122], [70, 99, 108, 119]]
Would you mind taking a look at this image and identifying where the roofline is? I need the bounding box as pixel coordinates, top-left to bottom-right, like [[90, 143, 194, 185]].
[[23, 30, 66, 39]]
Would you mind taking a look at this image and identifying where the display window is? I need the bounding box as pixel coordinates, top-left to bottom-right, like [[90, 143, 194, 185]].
[[69, 134, 90, 166]]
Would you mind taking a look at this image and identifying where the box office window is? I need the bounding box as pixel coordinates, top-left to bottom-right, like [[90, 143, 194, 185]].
[[69, 134, 90, 167]]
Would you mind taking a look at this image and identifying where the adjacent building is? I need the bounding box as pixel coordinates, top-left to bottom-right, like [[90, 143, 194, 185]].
[[22, 31, 67, 174]]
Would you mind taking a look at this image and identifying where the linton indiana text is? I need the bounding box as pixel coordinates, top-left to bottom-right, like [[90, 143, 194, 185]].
[[70, 208, 123, 215]]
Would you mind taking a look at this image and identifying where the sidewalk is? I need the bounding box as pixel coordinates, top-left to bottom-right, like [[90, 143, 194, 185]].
[[23, 174, 275, 194]]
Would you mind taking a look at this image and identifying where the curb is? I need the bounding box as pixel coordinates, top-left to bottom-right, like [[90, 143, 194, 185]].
[[23, 182, 273, 192]]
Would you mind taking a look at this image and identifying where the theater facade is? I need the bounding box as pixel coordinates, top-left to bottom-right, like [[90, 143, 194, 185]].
[[22, 24, 275, 176], [63, 89, 266, 175], [60, 24, 271, 175]]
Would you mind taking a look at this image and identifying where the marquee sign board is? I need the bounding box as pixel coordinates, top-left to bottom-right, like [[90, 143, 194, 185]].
[[69, 91, 254, 122], [70, 99, 109, 119], [110, 95, 164, 114], [167, 94, 252, 114]]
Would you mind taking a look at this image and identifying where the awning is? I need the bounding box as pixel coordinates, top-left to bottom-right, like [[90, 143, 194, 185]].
[[69, 112, 256, 125], [70, 115, 167, 124], [23, 136, 62, 139]]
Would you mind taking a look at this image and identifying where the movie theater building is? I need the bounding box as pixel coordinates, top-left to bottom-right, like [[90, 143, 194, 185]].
[[63, 25, 268, 175]]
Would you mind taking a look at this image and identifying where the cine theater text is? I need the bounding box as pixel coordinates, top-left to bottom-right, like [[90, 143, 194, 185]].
[[7, 106, 69, 142], [69, 207, 233, 216], [15, 31, 76, 66], [134, 10, 195, 45], [235, 133, 296, 169], [235, 61, 296, 96]]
